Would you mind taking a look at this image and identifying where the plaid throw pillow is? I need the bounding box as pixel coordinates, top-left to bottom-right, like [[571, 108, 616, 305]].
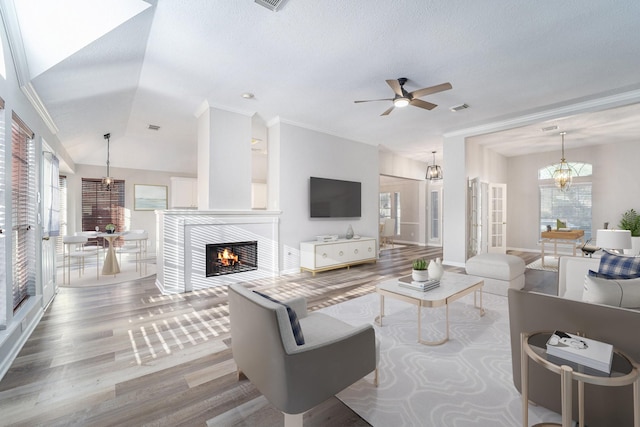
[[596, 251, 640, 279], [253, 291, 305, 345]]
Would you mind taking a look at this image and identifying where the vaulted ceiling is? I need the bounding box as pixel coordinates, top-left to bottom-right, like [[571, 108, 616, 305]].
[[5, 0, 640, 174]]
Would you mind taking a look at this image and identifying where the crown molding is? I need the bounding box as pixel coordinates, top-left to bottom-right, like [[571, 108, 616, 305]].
[[444, 89, 640, 140], [0, 0, 58, 134]]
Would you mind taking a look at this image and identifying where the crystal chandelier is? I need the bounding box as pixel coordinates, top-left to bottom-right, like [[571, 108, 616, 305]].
[[426, 151, 443, 180], [553, 132, 573, 192], [102, 133, 114, 190]]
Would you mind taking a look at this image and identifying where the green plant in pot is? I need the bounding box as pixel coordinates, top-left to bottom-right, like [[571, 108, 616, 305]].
[[619, 209, 640, 237], [619, 209, 640, 255], [412, 258, 430, 282], [105, 223, 116, 234]]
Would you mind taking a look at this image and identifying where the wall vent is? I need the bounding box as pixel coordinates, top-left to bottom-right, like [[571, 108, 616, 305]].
[[449, 103, 469, 112], [255, 0, 288, 11], [148, 124, 160, 131], [541, 125, 558, 132]]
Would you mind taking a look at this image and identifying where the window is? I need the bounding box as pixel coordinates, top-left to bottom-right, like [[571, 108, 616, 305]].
[[81, 178, 125, 234], [379, 191, 400, 234], [55, 175, 68, 257], [430, 190, 439, 239], [11, 112, 36, 312], [539, 162, 592, 241]]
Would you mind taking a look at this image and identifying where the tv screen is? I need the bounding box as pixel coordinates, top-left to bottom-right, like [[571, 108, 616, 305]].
[[310, 177, 361, 218]]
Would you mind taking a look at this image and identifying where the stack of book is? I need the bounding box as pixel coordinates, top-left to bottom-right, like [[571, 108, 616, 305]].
[[397, 276, 440, 292], [545, 330, 613, 374]]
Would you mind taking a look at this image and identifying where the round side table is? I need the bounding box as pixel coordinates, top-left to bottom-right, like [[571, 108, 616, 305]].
[[520, 331, 640, 427]]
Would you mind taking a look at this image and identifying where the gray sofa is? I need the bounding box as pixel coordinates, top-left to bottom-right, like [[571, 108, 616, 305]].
[[508, 288, 640, 426], [228, 283, 377, 424]]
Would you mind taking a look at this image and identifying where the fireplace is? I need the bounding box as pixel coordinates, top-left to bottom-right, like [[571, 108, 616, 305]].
[[206, 241, 258, 277]]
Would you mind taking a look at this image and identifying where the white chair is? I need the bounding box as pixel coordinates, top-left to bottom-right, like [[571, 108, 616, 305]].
[[62, 235, 99, 284], [380, 218, 396, 248], [75, 231, 103, 258], [117, 231, 148, 275]]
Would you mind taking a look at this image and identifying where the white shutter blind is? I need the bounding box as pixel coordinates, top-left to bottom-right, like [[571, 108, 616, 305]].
[[55, 175, 68, 256], [11, 112, 36, 311]]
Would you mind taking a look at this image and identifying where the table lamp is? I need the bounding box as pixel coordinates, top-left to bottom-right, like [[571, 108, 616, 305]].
[[595, 229, 632, 254]]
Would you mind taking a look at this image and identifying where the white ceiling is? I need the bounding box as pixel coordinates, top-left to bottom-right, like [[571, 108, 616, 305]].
[[7, 0, 640, 174]]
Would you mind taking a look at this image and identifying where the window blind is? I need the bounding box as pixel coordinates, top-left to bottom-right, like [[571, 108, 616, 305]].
[[11, 112, 36, 311], [81, 178, 125, 236], [55, 175, 68, 256]]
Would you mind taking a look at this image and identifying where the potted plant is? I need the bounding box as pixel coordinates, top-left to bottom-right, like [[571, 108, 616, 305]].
[[105, 223, 116, 234], [412, 258, 429, 282], [619, 209, 640, 254]]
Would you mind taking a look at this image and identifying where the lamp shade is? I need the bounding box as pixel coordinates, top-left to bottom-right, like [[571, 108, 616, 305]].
[[596, 229, 632, 251]]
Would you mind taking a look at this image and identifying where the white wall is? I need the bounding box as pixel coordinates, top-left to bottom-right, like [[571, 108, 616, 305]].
[[507, 141, 640, 251], [466, 141, 508, 183], [274, 122, 379, 274]]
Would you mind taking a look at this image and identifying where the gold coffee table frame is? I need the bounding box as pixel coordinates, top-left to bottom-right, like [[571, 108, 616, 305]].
[[376, 272, 484, 345]]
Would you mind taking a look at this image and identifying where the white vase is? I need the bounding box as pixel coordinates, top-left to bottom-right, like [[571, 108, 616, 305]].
[[428, 258, 444, 280], [412, 269, 429, 282]]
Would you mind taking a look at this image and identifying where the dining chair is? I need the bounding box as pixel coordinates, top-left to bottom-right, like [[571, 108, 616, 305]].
[[62, 235, 99, 284]]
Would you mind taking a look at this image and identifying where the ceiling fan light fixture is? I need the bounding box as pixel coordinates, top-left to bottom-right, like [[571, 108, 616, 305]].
[[393, 97, 410, 108]]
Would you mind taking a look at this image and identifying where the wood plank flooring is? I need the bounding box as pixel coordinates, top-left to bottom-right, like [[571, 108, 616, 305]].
[[0, 246, 554, 426]]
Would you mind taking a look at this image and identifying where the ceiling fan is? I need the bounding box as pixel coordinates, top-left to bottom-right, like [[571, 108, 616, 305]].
[[354, 77, 452, 116]]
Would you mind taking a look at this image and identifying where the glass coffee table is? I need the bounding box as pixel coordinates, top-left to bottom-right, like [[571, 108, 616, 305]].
[[375, 272, 484, 345]]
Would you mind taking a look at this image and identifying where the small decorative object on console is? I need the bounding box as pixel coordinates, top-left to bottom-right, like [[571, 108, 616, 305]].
[[546, 330, 613, 373], [346, 225, 354, 239]]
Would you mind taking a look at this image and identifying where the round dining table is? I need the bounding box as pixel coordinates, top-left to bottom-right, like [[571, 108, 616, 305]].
[[98, 232, 122, 275]]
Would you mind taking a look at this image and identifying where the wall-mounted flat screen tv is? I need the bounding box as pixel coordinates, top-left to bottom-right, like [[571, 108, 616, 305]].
[[310, 177, 361, 218]]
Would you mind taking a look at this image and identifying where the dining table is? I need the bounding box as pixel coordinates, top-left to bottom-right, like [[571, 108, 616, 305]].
[[98, 232, 122, 275]]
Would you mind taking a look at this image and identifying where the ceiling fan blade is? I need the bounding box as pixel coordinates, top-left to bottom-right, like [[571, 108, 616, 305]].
[[410, 98, 437, 110], [354, 98, 393, 103], [381, 106, 395, 116], [386, 79, 403, 97], [410, 82, 452, 99]]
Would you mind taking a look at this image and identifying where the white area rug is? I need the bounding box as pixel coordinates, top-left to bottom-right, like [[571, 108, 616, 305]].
[[526, 256, 559, 272], [379, 244, 406, 252], [57, 255, 156, 287], [318, 292, 562, 427]]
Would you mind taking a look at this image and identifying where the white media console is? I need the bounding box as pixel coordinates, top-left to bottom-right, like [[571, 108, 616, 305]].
[[300, 237, 377, 275]]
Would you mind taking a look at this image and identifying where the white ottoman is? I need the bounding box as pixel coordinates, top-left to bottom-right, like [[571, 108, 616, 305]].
[[465, 253, 526, 296]]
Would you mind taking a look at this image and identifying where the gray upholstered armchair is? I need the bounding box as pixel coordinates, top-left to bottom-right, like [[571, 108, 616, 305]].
[[228, 283, 378, 426]]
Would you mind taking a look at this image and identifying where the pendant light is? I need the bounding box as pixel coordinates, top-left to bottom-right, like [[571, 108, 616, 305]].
[[426, 151, 443, 180], [553, 132, 573, 192], [102, 133, 114, 191]]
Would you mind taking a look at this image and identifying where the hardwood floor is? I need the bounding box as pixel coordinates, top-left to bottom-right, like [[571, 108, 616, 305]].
[[0, 246, 555, 426]]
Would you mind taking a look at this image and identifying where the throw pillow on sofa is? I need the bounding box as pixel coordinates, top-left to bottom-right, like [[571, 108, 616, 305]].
[[596, 251, 640, 279], [583, 275, 640, 308]]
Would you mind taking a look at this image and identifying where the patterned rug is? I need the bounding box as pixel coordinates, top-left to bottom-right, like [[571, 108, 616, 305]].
[[319, 292, 562, 426], [525, 256, 559, 272]]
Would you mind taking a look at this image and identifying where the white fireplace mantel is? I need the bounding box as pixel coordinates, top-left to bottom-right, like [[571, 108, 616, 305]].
[[155, 210, 281, 294]]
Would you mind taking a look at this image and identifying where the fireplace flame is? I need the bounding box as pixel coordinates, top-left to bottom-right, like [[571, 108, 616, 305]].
[[218, 248, 239, 266]]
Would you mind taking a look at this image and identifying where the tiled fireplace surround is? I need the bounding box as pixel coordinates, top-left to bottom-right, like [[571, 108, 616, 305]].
[[155, 210, 280, 294]]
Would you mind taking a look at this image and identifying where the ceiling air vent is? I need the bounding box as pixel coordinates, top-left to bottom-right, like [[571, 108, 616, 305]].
[[541, 125, 558, 132], [255, 0, 288, 11], [449, 103, 469, 112], [148, 124, 160, 131]]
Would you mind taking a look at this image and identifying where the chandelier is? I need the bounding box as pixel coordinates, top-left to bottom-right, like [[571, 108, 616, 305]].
[[553, 132, 573, 192], [426, 151, 443, 180], [102, 133, 114, 191]]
